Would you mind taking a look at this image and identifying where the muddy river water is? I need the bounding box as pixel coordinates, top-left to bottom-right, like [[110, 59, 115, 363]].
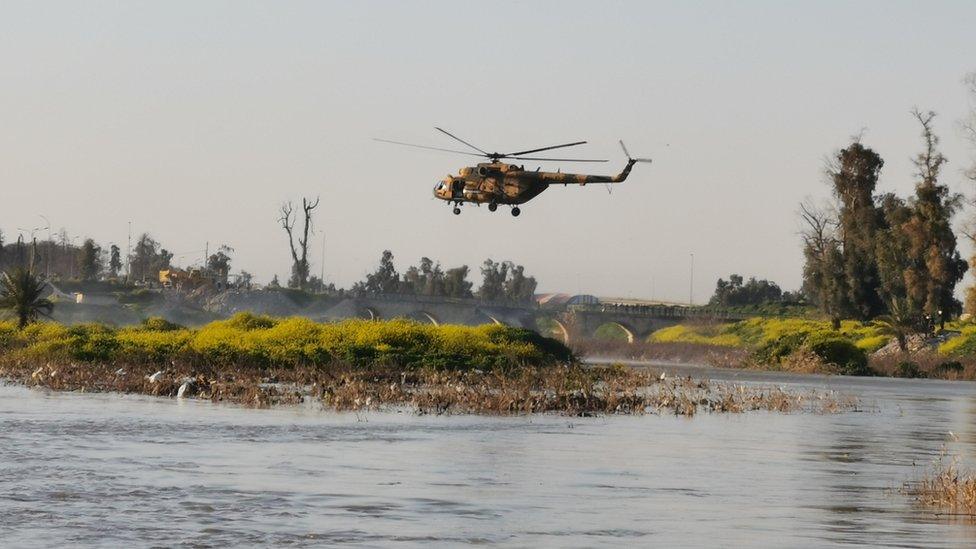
[[2, 363, 975, 547]]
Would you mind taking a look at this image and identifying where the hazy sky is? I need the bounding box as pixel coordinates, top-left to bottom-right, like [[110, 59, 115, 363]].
[[2, 1, 975, 302]]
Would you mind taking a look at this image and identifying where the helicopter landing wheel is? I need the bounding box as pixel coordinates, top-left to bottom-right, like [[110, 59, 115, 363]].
[[488, 202, 498, 212], [511, 207, 521, 217], [453, 207, 461, 215]]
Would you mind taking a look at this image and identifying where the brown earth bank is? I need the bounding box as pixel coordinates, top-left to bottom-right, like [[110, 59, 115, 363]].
[[0, 360, 857, 417], [572, 339, 976, 380]]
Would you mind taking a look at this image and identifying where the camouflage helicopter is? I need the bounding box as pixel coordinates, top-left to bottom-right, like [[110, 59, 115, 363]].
[[375, 128, 651, 216]]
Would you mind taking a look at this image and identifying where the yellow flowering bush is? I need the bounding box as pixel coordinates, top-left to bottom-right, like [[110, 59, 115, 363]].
[[0, 313, 573, 370]]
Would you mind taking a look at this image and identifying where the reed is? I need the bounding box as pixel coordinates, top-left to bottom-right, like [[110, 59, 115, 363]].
[[0, 359, 857, 416], [906, 455, 976, 517]]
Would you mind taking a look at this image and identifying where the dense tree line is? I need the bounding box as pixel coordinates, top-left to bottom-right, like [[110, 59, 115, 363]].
[[352, 250, 537, 304], [0, 230, 112, 281], [709, 274, 801, 307], [0, 230, 241, 287], [801, 110, 968, 331]]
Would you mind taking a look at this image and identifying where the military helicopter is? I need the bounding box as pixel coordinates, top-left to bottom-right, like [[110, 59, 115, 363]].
[[375, 128, 651, 216]]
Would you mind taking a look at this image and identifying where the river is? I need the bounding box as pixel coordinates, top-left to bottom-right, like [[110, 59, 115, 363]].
[[1, 363, 975, 548]]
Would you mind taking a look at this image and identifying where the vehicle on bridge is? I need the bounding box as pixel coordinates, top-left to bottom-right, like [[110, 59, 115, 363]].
[[375, 128, 651, 216]]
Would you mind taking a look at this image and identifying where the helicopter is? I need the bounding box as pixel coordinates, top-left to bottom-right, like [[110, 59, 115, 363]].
[[375, 128, 651, 216]]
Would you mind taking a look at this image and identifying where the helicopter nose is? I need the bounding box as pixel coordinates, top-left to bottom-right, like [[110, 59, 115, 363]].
[[433, 181, 445, 197]]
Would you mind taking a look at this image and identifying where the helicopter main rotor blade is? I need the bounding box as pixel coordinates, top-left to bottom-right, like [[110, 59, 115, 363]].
[[433, 127, 489, 155], [509, 156, 608, 162], [505, 141, 587, 157], [373, 138, 484, 157]]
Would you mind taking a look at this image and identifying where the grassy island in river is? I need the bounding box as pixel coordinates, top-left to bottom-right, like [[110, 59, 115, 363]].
[[0, 314, 856, 415]]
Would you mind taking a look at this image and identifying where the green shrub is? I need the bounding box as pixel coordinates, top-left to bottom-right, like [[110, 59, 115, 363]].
[[139, 317, 185, 332], [939, 326, 976, 356], [224, 312, 279, 331], [116, 289, 158, 305], [855, 335, 890, 352], [894, 361, 926, 379], [0, 320, 18, 349], [648, 324, 743, 347], [65, 323, 121, 362], [0, 314, 573, 371], [934, 361, 964, 376], [804, 335, 870, 376], [753, 331, 810, 363], [651, 317, 886, 356]]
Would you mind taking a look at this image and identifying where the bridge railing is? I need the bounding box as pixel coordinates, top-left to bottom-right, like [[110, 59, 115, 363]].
[[568, 303, 753, 320], [351, 293, 539, 310]]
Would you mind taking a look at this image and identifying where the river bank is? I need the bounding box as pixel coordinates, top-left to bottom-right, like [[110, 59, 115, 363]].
[[575, 316, 976, 380]]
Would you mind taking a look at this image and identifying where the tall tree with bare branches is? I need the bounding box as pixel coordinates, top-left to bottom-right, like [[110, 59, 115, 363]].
[[279, 197, 320, 289], [960, 72, 976, 313], [799, 199, 846, 328], [903, 109, 967, 327]]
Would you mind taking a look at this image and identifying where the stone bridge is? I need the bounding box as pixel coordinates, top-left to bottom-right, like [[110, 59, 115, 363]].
[[313, 294, 538, 328], [551, 303, 750, 343], [309, 294, 749, 345]]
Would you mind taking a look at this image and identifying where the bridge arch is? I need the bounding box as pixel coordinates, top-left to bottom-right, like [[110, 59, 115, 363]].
[[536, 316, 571, 343], [551, 318, 571, 344], [406, 310, 440, 325], [592, 321, 636, 344], [475, 309, 505, 326]]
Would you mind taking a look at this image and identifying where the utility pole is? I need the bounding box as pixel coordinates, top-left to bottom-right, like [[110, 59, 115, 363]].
[[689, 253, 695, 306], [126, 221, 132, 283], [40, 215, 51, 278], [320, 233, 326, 284]]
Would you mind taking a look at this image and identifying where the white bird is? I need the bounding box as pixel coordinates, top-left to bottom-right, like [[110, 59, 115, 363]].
[[147, 370, 163, 383], [659, 372, 667, 381], [177, 379, 193, 398], [114, 368, 125, 376]]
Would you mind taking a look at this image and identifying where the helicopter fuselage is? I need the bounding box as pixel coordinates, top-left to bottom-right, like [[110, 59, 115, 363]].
[[433, 159, 638, 206]]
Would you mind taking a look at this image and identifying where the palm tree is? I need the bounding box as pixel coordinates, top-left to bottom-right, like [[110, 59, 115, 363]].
[[875, 298, 923, 352], [0, 268, 54, 329]]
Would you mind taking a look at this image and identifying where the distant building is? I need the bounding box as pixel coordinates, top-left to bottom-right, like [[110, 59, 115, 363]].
[[535, 293, 600, 307]]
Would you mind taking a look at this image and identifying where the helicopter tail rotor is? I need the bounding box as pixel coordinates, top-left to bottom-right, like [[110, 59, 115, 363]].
[[619, 140, 653, 164]]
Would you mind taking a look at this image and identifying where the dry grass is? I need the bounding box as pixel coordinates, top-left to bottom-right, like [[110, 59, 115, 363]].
[[869, 351, 976, 380], [905, 455, 976, 518], [0, 358, 857, 416]]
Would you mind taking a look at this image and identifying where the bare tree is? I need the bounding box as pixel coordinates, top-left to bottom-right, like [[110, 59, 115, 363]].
[[279, 196, 320, 289], [799, 199, 846, 328], [963, 72, 976, 184]]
